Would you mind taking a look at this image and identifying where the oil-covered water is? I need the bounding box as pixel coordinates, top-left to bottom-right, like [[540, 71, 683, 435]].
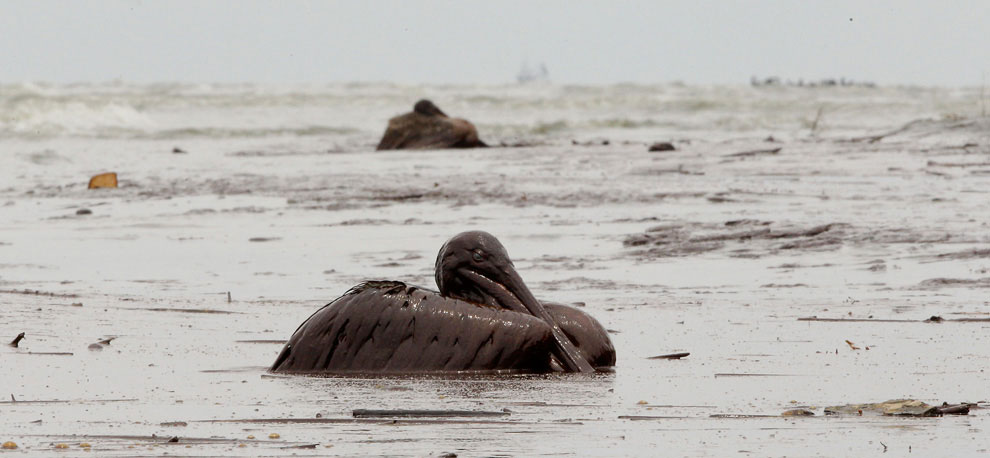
[[1, 83, 989, 456]]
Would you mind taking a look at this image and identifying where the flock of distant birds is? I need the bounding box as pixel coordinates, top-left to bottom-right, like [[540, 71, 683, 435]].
[[750, 76, 877, 88], [519, 61, 878, 88]]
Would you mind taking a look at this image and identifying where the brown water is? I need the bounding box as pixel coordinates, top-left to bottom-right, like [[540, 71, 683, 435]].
[[2, 101, 990, 455]]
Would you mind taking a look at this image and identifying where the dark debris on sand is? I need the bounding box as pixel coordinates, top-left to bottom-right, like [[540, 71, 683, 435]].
[[622, 219, 978, 259]]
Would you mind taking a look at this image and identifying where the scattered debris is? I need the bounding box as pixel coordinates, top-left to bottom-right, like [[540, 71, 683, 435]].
[[88, 172, 118, 189], [167, 436, 179, 443], [160, 421, 188, 427], [931, 248, 990, 261], [937, 403, 972, 415], [648, 142, 676, 152], [725, 147, 781, 158], [848, 119, 927, 143], [845, 340, 860, 350], [127, 307, 237, 315], [714, 373, 798, 378], [14, 352, 74, 356], [927, 160, 990, 168], [800, 316, 990, 323], [248, 237, 281, 242], [0, 289, 79, 298], [799, 316, 912, 323], [571, 139, 611, 147], [76, 208, 93, 215], [2, 441, 17, 449], [281, 443, 318, 449], [497, 140, 546, 148], [352, 409, 510, 418], [917, 277, 990, 289], [647, 352, 690, 360], [824, 399, 972, 417], [623, 221, 845, 258], [9, 332, 25, 347], [618, 415, 691, 420], [172, 147, 187, 154], [781, 409, 815, 417], [268, 433, 280, 439]]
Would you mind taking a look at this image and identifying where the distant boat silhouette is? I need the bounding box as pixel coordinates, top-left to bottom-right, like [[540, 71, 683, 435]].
[[517, 61, 549, 83]]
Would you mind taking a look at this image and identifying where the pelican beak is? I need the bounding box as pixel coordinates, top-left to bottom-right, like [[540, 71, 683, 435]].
[[460, 266, 594, 373]]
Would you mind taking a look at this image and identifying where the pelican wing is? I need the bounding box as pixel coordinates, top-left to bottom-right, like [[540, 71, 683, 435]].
[[544, 302, 616, 368], [375, 116, 413, 150], [270, 281, 555, 373]]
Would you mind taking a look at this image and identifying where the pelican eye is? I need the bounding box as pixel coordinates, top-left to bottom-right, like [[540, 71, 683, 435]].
[[471, 251, 484, 262]]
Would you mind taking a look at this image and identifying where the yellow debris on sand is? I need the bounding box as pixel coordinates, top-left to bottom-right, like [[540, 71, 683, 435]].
[[2, 441, 17, 449], [88, 172, 118, 189], [825, 399, 937, 417]]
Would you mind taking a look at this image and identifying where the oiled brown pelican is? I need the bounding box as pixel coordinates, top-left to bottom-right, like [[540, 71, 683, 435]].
[[271, 231, 615, 374], [376, 100, 487, 150]]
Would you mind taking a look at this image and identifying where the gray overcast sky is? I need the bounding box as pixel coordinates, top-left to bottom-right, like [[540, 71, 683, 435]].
[[2, 0, 988, 86]]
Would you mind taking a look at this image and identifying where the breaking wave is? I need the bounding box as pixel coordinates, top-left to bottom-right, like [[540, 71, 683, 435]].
[[0, 81, 985, 141]]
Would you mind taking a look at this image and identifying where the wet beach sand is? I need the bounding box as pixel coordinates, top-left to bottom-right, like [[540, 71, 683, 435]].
[[2, 83, 990, 455]]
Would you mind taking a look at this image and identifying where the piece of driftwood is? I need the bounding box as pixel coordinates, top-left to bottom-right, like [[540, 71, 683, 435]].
[[647, 352, 690, 360], [0, 289, 79, 298], [714, 373, 797, 377], [799, 316, 990, 323], [352, 409, 509, 418], [95, 337, 116, 345], [824, 399, 971, 417], [15, 352, 74, 356], [198, 417, 554, 426], [725, 147, 781, 158], [9, 332, 25, 347], [0, 398, 137, 405], [848, 119, 926, 143], [936, 403, 972, 415], [281, 444, 318, 449], [618, 415, 691, 420]]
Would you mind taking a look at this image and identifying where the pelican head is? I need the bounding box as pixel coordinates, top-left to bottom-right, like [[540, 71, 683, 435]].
[[413, 99, 448, 117], [435, 231, 593, 372]]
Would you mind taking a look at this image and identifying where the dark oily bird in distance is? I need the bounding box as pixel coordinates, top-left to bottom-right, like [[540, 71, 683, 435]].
[[271, 231, 614, 374], [376, 99, 487, 150]]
